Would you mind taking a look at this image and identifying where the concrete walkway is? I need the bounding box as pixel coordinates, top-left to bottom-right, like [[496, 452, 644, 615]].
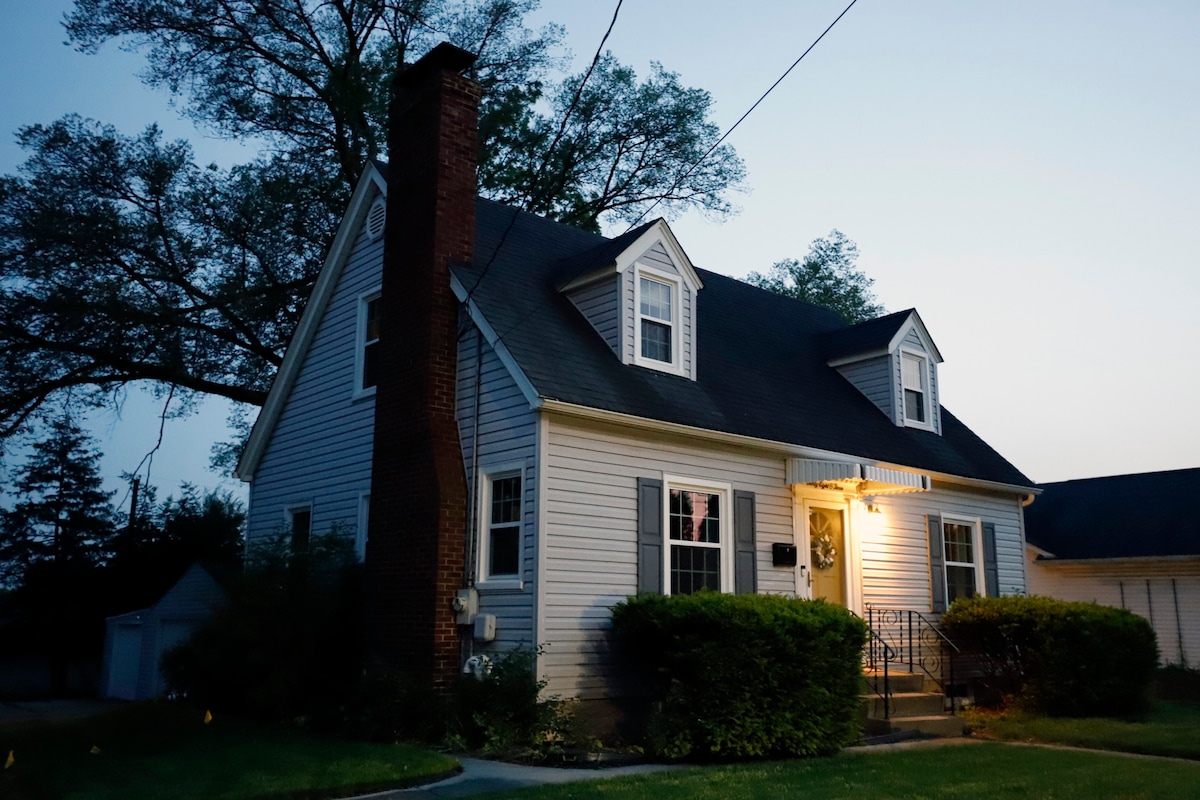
[[357, 756, 690, 799]]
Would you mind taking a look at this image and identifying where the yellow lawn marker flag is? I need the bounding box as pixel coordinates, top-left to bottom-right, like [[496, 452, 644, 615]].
[[5, 749, 13, 769], [204, 710, 213, 725]]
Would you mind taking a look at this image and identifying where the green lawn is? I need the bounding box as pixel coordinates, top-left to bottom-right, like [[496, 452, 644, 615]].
[[965, 701, 1200, 760], [481, 742, 1200, 800], [0, 702, 458, 800]]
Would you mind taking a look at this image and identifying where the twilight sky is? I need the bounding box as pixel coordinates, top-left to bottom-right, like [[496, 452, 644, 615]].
[[1, 0, 1197, 504]]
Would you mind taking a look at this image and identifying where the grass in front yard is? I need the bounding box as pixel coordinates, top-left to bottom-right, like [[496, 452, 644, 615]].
[[0, 702, 457, 800], [965, 701, 1200, 760], [482, 742, 1200, 800]]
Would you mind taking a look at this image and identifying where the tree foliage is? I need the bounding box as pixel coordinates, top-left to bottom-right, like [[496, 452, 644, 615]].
[[0, 0, 744, 439], [745, 230, 884, 324], [0, 416, 116, 587]]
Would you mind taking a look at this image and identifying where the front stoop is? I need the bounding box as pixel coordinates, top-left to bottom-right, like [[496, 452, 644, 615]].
[[862, 670, 966, 738]]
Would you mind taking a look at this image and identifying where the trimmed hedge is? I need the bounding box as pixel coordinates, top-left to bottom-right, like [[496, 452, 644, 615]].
[[611, 592, 867, 760], [940, 595, 1159, 716]]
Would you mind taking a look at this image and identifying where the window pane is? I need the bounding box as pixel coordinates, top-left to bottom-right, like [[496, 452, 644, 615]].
[[943, 523, 974, 564], [365, 297, 380, 342], [491, 476, 522, 524], [490, 527, 520, 576], [670, 545, 720, 595], [290, 509, 311, 552], [640, 277, 672, 321], [904, 388, 925, 422], [669, 489, 720, 543], [641, 319, 672, 362], [946, 564, 976, 604], [902, 354, 925, 390]]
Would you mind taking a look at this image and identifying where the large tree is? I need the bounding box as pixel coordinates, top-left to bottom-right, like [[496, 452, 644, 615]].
[[745, 230, 884, 324], [0, 0, 743, 439]]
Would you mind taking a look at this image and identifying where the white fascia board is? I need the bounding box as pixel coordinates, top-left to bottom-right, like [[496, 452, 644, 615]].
[[888, 310, 943, 364], [556, 263, 617, 294], [540, 398, 1035, 497], [235, 163, 388, 481], [613, 219, 703, 291], [1034, 554, 1200, 568], [449, 272, 542, 410], [826, 348, 890, 368], [1026, 542, 1057, 559]]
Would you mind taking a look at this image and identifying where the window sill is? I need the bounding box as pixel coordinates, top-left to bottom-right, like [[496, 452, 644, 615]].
[[476, 578, 523, 593], [352, 386, 377, 402]]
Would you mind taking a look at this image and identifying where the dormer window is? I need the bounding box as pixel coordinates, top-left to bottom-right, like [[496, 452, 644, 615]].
[[902, 351, 931, 427], [639, 276, 673, 363]]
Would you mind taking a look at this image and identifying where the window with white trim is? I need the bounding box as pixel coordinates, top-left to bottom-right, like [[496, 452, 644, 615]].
[[639, 275, 673, 364], [286, 505, 312, 552], [942, 518, 982, 604], [356, 291, 381, 394], [665, 477, 732, 595], [902, 351, 930, 426], [480, 468, 523, 584]]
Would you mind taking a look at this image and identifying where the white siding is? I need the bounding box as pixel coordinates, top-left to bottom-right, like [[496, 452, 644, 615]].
[[542, 416, 797, 699], [566, 277, 620, 356], [860, 484, 1026, 611], [458, 328, 539, 654], [1026, 553, 1200, 666], [836, 356, 893, 420], [246, 212, 382, 551]]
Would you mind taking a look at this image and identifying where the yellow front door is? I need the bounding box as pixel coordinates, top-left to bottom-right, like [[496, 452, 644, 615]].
[[808, 505, 847, 604]]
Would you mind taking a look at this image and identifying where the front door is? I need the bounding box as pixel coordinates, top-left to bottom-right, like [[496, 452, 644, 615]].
[[808, 504, 847, 604]]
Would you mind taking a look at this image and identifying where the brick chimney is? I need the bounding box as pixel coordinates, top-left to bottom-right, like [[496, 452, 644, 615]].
[[365, 43, 479, 688]]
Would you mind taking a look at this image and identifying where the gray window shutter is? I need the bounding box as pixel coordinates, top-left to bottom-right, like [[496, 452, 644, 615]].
[[982, 521, 1000, 597], [637, 478, 663, 595], [733, 490, 757, 595], [927, 513, 946, 612]]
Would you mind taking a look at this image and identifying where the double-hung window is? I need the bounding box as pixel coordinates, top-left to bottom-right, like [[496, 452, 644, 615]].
[[942, 519, 980, 604], [665, 477, 731, 595], [357, 291, 381, 394], [480, 468, 523, 584], [638, 275, 674, 365], [902, 351, 930, 425]]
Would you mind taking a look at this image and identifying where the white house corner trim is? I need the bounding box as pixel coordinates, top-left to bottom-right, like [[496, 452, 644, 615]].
[[533, 412, 549, 685]]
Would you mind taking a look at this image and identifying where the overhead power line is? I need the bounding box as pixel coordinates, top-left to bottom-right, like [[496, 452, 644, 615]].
[[622, 0, 861, 233]]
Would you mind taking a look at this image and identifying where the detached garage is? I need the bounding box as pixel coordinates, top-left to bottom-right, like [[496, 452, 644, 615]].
[[100, 563, 227, 700]]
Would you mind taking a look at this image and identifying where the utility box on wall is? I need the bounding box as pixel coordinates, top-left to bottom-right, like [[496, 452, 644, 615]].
[[473, 613, 496, 642]]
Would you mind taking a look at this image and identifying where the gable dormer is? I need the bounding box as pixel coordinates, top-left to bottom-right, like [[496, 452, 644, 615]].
[[559, 219, 702, 379], [823, 309, 944, 434]]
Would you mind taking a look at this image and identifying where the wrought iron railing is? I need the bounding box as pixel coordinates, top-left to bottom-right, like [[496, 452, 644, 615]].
[[865, 607, 962, 713], [853, 611, 897, 719]]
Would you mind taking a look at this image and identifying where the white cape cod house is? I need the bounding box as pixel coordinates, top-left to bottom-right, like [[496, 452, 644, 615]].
[[235, 45, 1036, 711]]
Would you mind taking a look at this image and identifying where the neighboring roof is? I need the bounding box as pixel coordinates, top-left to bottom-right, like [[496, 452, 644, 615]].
[[1025, 468, 1200, 560], [455, 197, 1033, 489]]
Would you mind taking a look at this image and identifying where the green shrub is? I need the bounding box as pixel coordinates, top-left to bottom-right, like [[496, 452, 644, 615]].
[[611, 592, 867, 760], [940, 595, 1159, 716], [161, 533, 362, 723], [454, 646, 570, 756]]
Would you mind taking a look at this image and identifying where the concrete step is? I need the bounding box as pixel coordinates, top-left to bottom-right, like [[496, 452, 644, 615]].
[[863, 691, 945, 719], [863, 670, 925, 694], [882, 714, 967, 738]]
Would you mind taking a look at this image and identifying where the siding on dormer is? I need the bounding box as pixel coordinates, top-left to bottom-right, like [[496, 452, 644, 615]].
[[618, 241, 696, 380], [565, 276, 620, 357], [836, 355, 893, 420]]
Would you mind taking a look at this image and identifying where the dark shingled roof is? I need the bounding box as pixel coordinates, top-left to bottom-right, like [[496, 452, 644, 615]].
[[454, 197, 1033, 489], [820, 309, 917, 361], [1025, 469, 1200, 560]]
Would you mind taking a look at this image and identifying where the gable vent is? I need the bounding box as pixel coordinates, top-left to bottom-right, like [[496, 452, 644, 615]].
[[365, 196, 387, 241]]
